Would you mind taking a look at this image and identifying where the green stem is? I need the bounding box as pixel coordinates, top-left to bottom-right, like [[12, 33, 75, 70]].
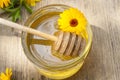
[[3, 7, 20, 12], [23, 2, 32, 13]]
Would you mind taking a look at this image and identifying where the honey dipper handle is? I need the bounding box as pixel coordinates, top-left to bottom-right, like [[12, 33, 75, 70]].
[[0, 18, 57, 41]]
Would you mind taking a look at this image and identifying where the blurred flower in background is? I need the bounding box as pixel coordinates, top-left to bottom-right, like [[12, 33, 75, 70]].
[[25, 0, 40, 6], [0, 0, 41, 22], [0, 68, 12, 80], [0, 0, 11, 8]]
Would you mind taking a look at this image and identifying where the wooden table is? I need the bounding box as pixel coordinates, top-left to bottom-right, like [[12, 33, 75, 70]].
[[0, 0, 120, 80]]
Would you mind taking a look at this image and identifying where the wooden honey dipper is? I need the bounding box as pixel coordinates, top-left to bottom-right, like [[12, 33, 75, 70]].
[[53, 31, 85, 57], [0, 18, 86, 59]]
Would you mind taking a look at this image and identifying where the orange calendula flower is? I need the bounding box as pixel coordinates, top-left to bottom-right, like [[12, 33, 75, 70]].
[[0, 68, 12, 80], [0, 0, 11, 8], [58, 8, 88, 39], [25, 0, 40, 6]]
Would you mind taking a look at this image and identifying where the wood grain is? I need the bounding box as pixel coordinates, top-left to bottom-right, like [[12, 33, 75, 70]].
[[0, 0, 120, 80]]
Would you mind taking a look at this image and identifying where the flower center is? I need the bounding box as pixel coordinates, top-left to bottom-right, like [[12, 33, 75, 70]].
[[70, 19, 78, 27]]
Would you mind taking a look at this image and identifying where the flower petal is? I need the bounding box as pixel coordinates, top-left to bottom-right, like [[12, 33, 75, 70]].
[[0, 0, 10, 8], [25, 0, 40, 6]]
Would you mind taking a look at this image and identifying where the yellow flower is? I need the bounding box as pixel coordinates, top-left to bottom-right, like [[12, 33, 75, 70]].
[[25, 0, 40, 6], [0, 68, 12, 80], [58, 8, 88, 38], [0, 0, 11, 8]]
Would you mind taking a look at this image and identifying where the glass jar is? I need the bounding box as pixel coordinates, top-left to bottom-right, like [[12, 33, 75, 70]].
[[21, 4, 92, 79]]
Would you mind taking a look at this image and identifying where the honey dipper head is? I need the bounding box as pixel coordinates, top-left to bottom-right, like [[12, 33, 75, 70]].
[[52, 31, 86, 60]]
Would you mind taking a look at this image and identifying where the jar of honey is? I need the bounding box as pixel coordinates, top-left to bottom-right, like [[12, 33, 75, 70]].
[[22, 4, 92, 79]]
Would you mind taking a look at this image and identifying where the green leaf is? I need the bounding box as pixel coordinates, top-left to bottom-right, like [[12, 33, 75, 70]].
[[11, 0, 19, 4], [3, 7, 19, 12], [23, 2, 32, 14], [11, 10, 21, 22], [12, 78, 15, 80]]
